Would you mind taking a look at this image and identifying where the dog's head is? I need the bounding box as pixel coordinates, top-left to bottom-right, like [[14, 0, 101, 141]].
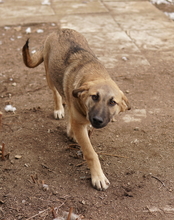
[[72, 80, 131, 129]]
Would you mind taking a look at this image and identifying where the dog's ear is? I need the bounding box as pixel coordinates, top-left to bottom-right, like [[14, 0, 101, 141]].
[[120, 91, 131, 112], [72, 84, 89, 98]]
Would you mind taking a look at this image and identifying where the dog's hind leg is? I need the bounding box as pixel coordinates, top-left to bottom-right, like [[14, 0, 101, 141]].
[[45, 71, 64, 120], [52, 87, 65, 119]]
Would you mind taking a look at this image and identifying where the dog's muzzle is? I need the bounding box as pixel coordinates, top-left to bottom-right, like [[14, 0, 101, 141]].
[[89, 115, 109, 129]]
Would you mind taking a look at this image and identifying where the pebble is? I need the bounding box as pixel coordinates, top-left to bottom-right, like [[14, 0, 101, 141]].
[[134, 127, 139, 131], [42, 0, 50, 5], [42, 184, 49, 191], [4, 26, 10, 30], [14, 26, 21, 32], [122, 56, 128, 61], [36, 29, 44, 33], [12, 82, 17, 86], [15, 155, 22, 159], [81, 200, 86, 205]]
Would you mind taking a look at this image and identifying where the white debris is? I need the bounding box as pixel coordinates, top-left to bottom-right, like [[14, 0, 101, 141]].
[[42, 184, 49, 191], [4, 26, 10, 30], [25, 27, 31, 34], [17, 35, 22, 39], [10, 37, 15, 41], [151, 0, 172, 4], [122, 56, 128, 61], [41, 0, 50, 5], [131, 139, 139, 144], [36, 29, 44, 33], [51, 23, 56, 26], [4, 104, 16, 112], [31, 50, 36, 54], [165, 12, 174, 20]]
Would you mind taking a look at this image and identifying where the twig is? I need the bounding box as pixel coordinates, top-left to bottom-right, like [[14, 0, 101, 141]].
[[151, 175, 165, 187], [66, 207, 73, 220], [68, 144, 80, 148], [98, 152, 129, 159], [26, 207, 51, 220], [31, 175, 36, 184], [3, 114, 19, 118], [51, 207, 57, 219], [26, 85, 47, 93], [2, 123, 13, 132], [76, 161, 86, 167], [67, 146, 79, 151]]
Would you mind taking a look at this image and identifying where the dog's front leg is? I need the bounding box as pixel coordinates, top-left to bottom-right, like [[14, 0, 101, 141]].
[[71, 118, 110, 190]]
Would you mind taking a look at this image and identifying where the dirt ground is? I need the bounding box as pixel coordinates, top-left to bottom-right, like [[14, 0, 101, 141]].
[[0, 21, 174, 220]]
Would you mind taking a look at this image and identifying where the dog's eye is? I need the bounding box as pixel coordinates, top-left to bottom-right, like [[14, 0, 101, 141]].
[[109, 99, 117, 106], [92, 94, 99, 101]]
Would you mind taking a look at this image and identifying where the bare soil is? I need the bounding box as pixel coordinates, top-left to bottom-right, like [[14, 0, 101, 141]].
[[0, 22, 174, 220]]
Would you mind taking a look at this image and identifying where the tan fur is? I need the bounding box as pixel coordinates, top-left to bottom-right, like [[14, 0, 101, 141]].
[[22, 28, 130, 190]]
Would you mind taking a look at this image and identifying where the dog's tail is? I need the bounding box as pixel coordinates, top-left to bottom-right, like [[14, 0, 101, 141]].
[[22, 39, 44, 68]]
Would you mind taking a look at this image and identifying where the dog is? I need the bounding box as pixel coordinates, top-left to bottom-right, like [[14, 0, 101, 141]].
[[22, 28, 131, 190]]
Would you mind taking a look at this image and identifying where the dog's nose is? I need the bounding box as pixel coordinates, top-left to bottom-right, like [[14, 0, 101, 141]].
[[93, 116, 103, 125]]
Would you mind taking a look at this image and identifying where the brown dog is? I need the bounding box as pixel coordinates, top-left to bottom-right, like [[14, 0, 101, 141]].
[[22, 28, 130, 190]]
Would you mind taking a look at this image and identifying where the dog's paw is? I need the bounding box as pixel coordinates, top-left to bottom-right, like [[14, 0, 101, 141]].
[[54, 109, 64, 119], [91, 173, 110, 191]]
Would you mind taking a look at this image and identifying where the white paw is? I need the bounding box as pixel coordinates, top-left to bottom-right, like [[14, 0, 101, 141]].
[[54, 108, 64, 119], [91, 173, 110, 191]]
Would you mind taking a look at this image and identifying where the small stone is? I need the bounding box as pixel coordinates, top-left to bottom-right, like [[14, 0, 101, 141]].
[[81, 200, 86, 205], [36, 29, 44, 33], [42, 0, 50, 5], [4, 26, 10, 30], [15, 155, 22, 159], [134, 127, 139, 131], [131, 139, 139, 144], [12, 82, 17, 86], [122, 56, 128, 61], [14, 26, 21, 32], [42, 184, 49, 191]]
